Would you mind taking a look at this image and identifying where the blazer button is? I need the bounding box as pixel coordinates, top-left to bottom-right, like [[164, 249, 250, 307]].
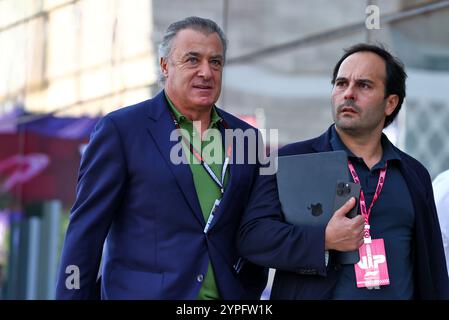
[[197, 274, 204, 282]]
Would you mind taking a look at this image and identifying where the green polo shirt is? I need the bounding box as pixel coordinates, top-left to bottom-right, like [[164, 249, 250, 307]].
[[166, 95, 229, 300]]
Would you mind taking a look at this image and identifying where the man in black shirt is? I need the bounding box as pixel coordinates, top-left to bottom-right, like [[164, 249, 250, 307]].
[[238, 43, 449, 299]]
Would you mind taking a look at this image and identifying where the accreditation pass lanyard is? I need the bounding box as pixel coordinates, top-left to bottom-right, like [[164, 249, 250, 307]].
[[348, 160, 387, 240], [348, 160, 390, 288], [168, 110, 232, 233], [200, 144, 231, 234]]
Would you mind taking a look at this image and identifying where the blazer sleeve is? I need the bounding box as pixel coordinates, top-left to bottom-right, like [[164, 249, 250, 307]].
[[237, 162, 328, 276], [55, 116, 127, 299], [423, 170, 449, 298]]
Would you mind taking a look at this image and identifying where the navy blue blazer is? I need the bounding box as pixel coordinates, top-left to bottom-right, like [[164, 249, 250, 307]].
[[55, 91, 267, 299], [238, 126, 449, 299]]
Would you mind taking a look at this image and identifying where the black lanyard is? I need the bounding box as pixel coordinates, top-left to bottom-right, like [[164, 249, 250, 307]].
[[168, 109, 232, 195]]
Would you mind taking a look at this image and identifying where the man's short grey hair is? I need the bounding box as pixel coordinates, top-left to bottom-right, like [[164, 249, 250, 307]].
[[158, 16, 228, 85]]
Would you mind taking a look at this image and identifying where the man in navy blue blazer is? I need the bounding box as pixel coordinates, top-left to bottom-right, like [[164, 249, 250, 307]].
[[56, 17, 267, 300], [238, 44, 449, 299]]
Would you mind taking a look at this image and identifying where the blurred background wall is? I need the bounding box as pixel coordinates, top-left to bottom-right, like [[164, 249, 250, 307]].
[[0, 0, 448, 299]]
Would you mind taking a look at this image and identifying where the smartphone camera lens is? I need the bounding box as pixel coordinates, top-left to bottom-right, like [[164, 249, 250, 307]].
[[337, 182, 345, 196], [344, 183, 351, 195]]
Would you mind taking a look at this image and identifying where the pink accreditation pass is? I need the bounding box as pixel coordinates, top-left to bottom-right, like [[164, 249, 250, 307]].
[[348, 160, 390, 289], [354, 237, 390, 288]]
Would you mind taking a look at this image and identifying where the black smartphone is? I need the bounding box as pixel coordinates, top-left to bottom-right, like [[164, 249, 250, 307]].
[[334, 181, 361, 218], [334, 181, 361, 264]]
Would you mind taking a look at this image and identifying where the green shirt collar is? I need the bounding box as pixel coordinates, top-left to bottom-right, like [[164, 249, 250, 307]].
[[165, 92, 222, 127]]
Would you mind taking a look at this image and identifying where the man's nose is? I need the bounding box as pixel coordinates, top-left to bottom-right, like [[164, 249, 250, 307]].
[[343, 83, 356, 101], [197, 60, 212, 79]]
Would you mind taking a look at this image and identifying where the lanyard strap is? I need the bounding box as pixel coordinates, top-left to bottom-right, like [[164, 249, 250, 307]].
[[168, 109, 232, 195], [347, 160, 387, 239]]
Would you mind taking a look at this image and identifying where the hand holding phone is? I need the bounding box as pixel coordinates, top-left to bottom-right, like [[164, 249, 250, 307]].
[[334, 181, 361, 218], [334, 181, 362, 264]]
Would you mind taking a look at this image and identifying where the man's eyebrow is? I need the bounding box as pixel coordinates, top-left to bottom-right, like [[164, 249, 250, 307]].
[[183, 51, 200, 58], [210, 54, 223, 60], [182, 52, 223, 59], [356, 78, 374, 84], [334, 77, 374, 84], [334, 77, 348, 82]]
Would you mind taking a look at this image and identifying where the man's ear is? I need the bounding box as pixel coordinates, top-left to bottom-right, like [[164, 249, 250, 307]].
[[160, 57, 169, 78], [385, 94, 399, 116]]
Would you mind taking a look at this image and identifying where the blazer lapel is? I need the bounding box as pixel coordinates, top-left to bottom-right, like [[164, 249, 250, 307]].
[[204, 114, 243, 231], [208, 153, 242, 231], [145, 92, 205, 226]]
